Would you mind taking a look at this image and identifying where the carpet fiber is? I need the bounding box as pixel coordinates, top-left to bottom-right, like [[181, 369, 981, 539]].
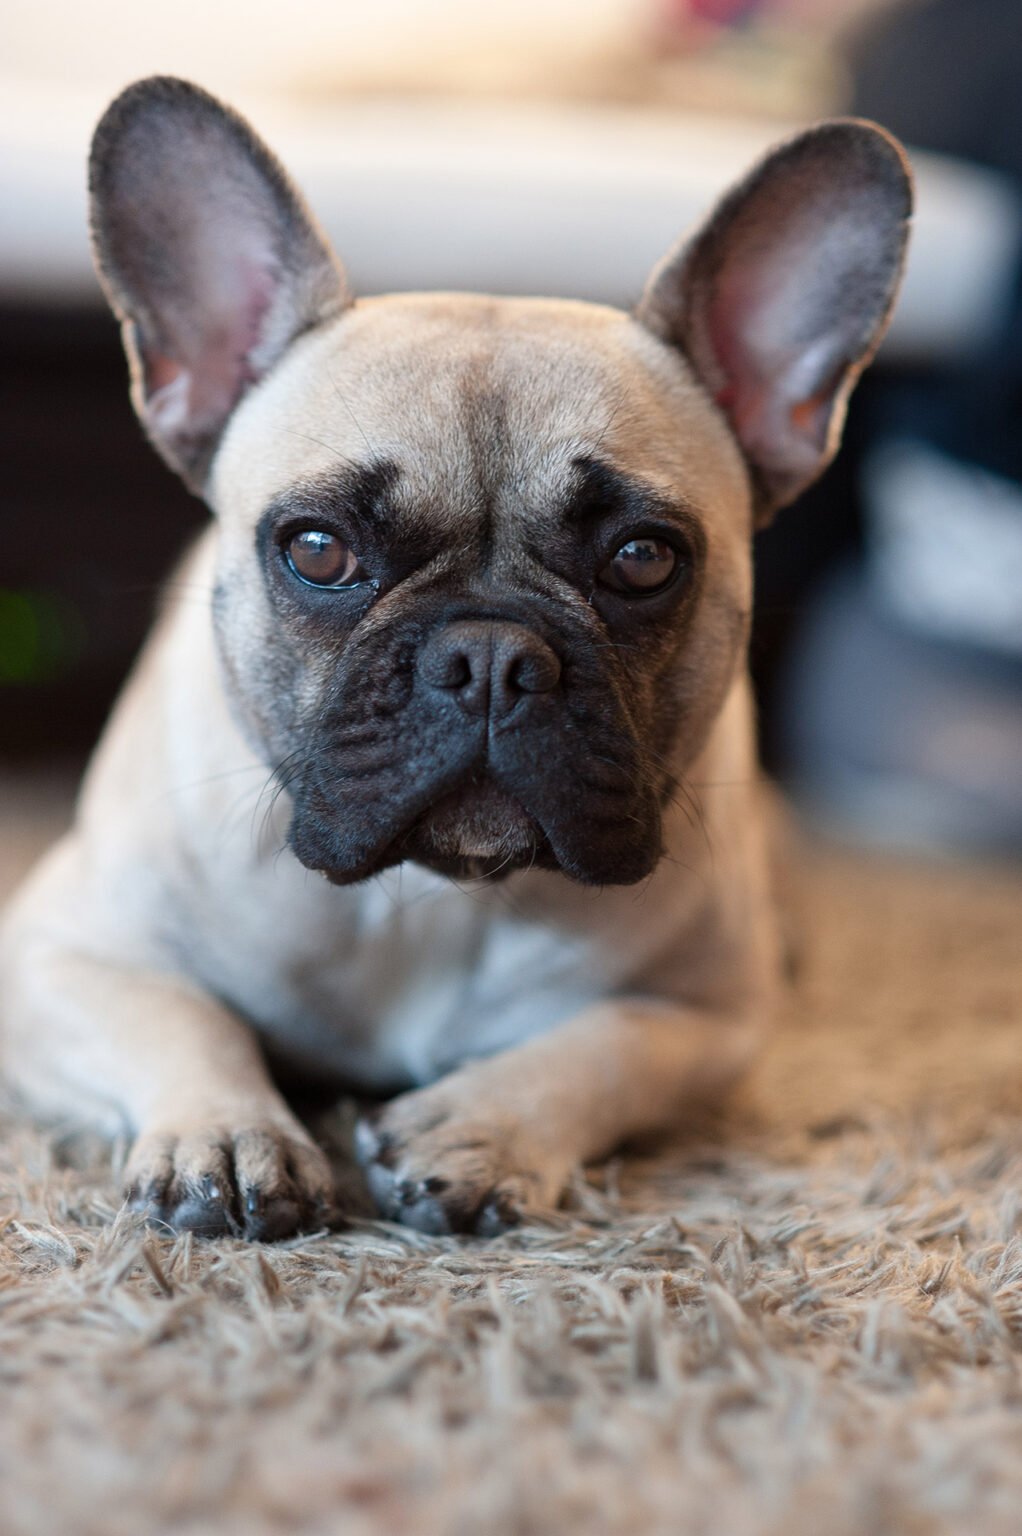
[[2, 776, 1021, 1536]]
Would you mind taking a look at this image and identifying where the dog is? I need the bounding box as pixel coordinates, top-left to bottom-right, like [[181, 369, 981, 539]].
[[0, 78, 911, 1239]]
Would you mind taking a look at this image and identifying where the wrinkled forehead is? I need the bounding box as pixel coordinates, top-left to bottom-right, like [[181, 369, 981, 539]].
[[211, 292, 746, 526]]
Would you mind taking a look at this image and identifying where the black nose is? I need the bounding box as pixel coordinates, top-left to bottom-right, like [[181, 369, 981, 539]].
[[418, 620, 561, 719]]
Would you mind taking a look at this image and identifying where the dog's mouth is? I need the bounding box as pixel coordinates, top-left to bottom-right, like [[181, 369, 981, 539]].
[[288, 715, 662, 888], [298, 759, 658, 888], [394, 780, 553, 881], [313, 776, 553, 884]]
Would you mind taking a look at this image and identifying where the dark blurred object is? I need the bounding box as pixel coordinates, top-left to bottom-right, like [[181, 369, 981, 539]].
[[851, 0, 1022, 177], [849, 0, 1022, 483], [0, 305, 204, 758], [785, 563, 1022, 855], [772, 0, 1022, 853]]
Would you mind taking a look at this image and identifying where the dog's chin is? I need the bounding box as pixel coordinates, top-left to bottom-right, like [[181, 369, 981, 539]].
[[397, 783, 554, 882]]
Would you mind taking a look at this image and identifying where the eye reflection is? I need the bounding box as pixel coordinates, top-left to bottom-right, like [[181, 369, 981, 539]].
[[285, 530, 366, 588], [599, 537, 679, 595]]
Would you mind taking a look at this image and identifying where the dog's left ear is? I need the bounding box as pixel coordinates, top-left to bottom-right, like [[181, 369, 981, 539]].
[[89, 77, 349, 494], [637, 120, 912, 525]]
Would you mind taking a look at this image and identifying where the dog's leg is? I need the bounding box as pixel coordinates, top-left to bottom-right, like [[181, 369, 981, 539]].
[[2, 943, 333, 1240], [356, 1000, 761, 1234]]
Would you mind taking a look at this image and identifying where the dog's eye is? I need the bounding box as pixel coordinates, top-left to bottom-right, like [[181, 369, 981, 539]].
[[599, 537, 678, 595], [285, 530, 366, 588]]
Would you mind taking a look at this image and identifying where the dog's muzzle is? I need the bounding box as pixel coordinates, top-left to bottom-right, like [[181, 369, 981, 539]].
[[288, 607, 661, 887]]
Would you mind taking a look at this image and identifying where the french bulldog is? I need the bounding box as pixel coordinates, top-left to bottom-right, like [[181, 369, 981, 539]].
[[0, 78, 911, 1239]]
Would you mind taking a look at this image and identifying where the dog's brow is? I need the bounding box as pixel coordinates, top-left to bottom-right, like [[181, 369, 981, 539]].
[[561, 458, 682, 527], [268, 460, 400, 536]]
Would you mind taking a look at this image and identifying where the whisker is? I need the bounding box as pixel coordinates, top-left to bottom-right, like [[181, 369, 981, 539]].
[[283, 426, 362, 469], [327, 363, 375, 460], [585, 385, 631, 462]]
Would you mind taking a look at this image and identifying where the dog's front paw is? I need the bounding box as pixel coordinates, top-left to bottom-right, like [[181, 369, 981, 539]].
[[125, 1118, 335, 1241], [355, 1083, 567, 1236]]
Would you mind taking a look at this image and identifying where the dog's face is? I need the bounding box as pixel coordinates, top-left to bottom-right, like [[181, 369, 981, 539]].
[[209, 295, 750, 884], [89, 79, 911, 885]]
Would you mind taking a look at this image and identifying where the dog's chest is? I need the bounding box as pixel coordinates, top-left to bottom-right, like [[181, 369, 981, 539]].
[[182, 857, 659, 1091]]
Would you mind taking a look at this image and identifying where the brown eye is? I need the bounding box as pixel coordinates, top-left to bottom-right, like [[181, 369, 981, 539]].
[[285, 530, 365, 587], [599, 537, 679, 595]]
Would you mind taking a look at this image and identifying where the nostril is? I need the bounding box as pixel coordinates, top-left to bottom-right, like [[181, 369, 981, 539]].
[[506, 648, 561, 695], [420, 645, 473, 691], [448, 654, 472, 689], [441, 652, 473, 690]]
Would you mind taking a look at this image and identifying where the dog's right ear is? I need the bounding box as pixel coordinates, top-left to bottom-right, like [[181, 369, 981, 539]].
[[636, 120, 911, 526], [89, 77, 349, 494]]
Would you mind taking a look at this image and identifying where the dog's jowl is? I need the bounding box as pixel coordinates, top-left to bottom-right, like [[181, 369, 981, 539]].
[[0, 79, 912, 1238]]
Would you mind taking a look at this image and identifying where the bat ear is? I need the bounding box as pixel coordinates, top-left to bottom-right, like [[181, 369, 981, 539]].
[[89, 76, 349, 493], [636, 120, 912, 525]]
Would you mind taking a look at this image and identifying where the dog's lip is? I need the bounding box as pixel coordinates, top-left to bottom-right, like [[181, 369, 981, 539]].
[[293, 747, 659, 886], [305, 772, 548, 885]]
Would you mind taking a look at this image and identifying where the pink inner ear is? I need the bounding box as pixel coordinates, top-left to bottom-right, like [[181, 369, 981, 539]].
[[145, 353, 183, 394], [227, 256, 278, 386], [192, 256, 277, 425], [703, 245, 847, 476], [707, 268, 760, 387], [706, 275, 775, 455], [144, 256, 277, 438]]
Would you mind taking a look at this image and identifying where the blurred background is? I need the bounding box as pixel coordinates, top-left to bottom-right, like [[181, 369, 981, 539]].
[[2, 0, 1020, 858]]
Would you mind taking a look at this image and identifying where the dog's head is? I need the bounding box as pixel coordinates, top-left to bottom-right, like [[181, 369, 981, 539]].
[[89, 78, 911, 885]]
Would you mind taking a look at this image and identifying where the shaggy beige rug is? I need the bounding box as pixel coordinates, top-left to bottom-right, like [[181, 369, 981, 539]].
[[1, 773, 1021, 1536]]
